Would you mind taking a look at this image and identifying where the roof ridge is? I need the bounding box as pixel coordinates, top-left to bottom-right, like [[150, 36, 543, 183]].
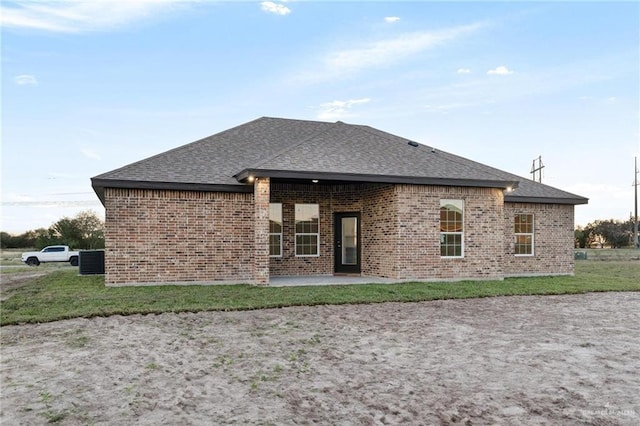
[[261, 116, 332, 125], [350, 123, 428, 147], [244, 120, 341, 170]]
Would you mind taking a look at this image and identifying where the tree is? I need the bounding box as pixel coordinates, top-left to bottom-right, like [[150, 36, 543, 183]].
[[0, 230, 38, 248], [34, 228, 59, 249], [589, 219, 632, 248], [50, 217, 81, 248], [0, 232, 17, 249], [0, 211, 105, 250], [73, 210, 105, 249], [49, 210, 105, 249], [574, 226, 592, 248]]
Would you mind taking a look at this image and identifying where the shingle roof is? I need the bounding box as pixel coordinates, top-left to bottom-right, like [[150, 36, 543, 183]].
[[92, 116, 588, 205]]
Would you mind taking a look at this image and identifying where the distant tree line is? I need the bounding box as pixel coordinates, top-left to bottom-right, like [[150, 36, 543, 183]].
[[575, 218, 638, 249], [0, 211, 105, 250]]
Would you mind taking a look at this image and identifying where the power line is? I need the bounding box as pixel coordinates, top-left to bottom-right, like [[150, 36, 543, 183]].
[[530, 155, 544, 183], [1, 201, 101, 207]]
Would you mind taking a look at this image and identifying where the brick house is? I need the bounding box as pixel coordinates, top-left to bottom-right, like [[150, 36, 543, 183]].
[[92, 117, 588, 286]]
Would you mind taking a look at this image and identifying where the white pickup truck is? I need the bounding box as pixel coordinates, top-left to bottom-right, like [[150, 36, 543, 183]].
[[21, 245, 80, 266]]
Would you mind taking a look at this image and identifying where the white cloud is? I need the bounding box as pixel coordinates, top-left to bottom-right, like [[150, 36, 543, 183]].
[[414, 59, 618, 117], [14, 74, 38, 85], [2, 192, 36, 203], [316, 98, 371, 121], [487, 65, 514, 75], [578, 95, 621, 104], [456, 68, 471, 75], [423, 102, 475, 113], [81, 147, 101, 161], [384, 16, 400, 23], [260, 1, 291, 16], [48, 172, 78, 179], [0, 0, 191, 33], [299, 22, 486, 83]]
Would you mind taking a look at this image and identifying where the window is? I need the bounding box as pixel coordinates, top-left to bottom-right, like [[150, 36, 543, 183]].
[[440, 199, 464, 257], [44, 247, 64, 252], [295, 204, 319, 256], [515, 214, 534, 256], [269, 203, 282, 257]]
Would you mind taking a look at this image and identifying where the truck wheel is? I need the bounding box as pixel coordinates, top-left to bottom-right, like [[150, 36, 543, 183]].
[[70, 256, 79, 266], [26, 257, 40, 266]]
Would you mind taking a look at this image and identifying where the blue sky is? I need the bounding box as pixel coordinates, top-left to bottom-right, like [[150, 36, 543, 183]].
[[1, 0, 639, 234]]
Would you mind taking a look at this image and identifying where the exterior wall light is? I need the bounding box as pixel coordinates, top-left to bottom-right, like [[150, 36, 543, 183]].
[[312, 179, 319, 183], [248, 176, 255, 183]]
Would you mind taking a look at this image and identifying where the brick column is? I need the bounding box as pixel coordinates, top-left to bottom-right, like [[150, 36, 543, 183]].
[[254, 177, 270, 285]]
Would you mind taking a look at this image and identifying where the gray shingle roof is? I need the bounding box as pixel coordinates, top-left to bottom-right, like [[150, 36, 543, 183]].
[[92, 116, 588, 205]]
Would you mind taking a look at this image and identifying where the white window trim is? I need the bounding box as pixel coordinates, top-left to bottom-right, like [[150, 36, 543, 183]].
[[270, 235, 283, 258], [295, 203, 320, 257], [515, 213, 535, 257], [269, 203, 282, 258], [440, 199, 465, 259], [440, 232, 465, 259], [295, 233, 320, 257]]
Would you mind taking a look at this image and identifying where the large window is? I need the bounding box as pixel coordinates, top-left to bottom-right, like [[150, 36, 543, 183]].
[[515, 214, 534, 256], [440, 199, 464, 258], [295, 204, 319, 256], [269, 203, 282, 257]]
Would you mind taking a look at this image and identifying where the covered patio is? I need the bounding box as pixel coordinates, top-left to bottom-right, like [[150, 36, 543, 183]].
[[268, 275, 403, 287]]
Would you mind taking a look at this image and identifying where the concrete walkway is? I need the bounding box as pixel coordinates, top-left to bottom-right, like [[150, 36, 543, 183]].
[[269, 275, 401, 287]]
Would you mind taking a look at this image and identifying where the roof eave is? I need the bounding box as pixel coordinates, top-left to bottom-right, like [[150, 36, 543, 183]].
[[91, 178, 252, 206], [505, 195, 589, 205], [234, 169, 519, 190]]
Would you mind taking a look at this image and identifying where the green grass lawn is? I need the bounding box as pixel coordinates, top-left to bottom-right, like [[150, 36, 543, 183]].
[[1, 261, 638, 326]]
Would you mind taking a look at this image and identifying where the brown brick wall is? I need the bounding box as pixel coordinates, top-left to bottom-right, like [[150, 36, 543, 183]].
[[395, 185, 505, 280], [253, 178, 270, 285], [104, 188, 255, 285], [361, 185, 399, 278], [104, 184, 575, 285], [504, 202, 575, 276]]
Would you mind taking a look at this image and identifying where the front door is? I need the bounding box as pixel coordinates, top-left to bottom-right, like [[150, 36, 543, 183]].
[[334, 213, 361, 274]]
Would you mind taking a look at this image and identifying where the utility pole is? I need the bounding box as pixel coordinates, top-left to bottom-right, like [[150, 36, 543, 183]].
[[634, 156, 639, 249], [531, 156, 544, 183]]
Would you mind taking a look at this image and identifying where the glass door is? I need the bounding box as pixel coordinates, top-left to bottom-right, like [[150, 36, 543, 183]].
[[334, 213, 361, 273]]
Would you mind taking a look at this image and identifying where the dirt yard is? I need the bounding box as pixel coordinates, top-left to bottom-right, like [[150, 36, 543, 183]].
[[1, 292, 638, 425]]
